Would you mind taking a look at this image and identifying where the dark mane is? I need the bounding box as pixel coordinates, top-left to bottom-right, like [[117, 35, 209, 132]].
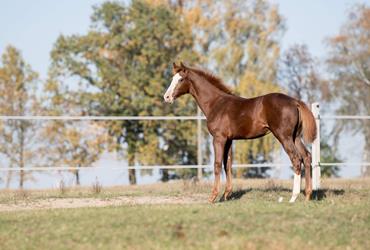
[[189, 67, 233, 95]]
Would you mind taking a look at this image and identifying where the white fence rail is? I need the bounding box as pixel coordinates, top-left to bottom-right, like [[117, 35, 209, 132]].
[[0, 163, 290, 172], [311, 102, 370, 191], [1, 103, 369, 191], [0, 115, 205, 121], [0, 113, 283, 173]]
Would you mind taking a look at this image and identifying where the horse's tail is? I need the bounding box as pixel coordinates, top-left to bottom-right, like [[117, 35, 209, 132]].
[[297, 101, 317, 144]]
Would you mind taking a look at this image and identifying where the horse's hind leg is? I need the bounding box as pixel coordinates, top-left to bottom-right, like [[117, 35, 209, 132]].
[[295, 138, 312, 200], [272, 133, 303, 202], [283, 140, 303, 203]]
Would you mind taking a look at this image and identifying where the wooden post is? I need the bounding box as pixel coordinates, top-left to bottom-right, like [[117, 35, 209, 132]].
[[311, 103, 321, 197], [197, 107, 203, 180]]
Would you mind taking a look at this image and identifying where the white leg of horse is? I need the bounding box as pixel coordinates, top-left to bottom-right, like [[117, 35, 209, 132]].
[[289, 173, 301, 203]]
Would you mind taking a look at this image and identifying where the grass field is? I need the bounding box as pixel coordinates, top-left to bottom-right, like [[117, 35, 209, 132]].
[[0, 179, 369, 249]]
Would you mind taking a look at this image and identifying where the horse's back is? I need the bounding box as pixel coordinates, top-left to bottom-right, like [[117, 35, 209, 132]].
[[262, 92, 297, 104]]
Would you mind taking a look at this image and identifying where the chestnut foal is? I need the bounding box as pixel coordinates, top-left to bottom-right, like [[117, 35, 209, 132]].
[[164, 63, 316, 203]]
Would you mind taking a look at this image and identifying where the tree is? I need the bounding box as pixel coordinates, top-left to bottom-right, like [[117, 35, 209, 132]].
[[146, 0, 288, 178], [320, 133, 341, 178], [0, 46, 40, 188], [41, 74, 107, 185], [50, 0, 198, 184], [326, 4, 370, 176], [279, 44, 330, 104], [201, 0, 285, 178], [279, 44, 341, 177], [155, 0, 286, 178]]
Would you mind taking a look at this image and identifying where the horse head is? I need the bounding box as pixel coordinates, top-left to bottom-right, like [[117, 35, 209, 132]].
[[163, 62, 191, 103]]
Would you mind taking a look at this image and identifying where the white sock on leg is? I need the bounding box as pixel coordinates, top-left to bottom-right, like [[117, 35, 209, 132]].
[[289, 173, 301, 203]]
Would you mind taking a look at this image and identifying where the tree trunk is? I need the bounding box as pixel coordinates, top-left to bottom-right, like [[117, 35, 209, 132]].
[[362, 127, 370, 177], [75, 169, 80, 186], [5, 171, 13, 188], [161, 169, 169, 182], [19, 121, 25, 189], [128, 154, 136, 185], [19, 168, 24, 189]]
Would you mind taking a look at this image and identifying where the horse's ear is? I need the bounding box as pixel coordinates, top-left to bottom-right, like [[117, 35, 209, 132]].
[[179, 62, 189, 76], [180, 62, 189, 75], [173, 62, 180, 73]]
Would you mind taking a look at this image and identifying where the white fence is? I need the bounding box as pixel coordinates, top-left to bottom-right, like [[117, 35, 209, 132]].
[[0, 103, 369, 189], [311, 102, 370, 191], [0, 110, 287, 173]]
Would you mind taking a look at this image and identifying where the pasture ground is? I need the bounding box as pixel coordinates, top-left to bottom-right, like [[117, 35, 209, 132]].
[[0, 178, 369, 249]]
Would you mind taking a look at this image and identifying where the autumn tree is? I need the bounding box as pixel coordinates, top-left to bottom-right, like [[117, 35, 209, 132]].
[[279, 44, 330, 104], [191, 0, 285, 177], [0, 46, 40, 188], [279, 44, 340, 177], [41, 73, 107, 185], [152, 0, 286, 178], [50, 0, 198, 184], [326, 4, 370, 176]]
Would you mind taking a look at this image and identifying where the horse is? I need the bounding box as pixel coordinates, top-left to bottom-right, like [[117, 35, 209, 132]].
[[163, 62, 317, 203]]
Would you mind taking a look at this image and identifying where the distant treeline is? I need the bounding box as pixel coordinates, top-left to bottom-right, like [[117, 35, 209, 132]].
[[0, 0, 368, 187]]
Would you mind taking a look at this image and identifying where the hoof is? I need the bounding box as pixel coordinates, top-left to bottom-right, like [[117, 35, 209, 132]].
[[289, 194, 299, 203], [219, 193, 229, 202], [208, 194, 218, 203], [220, 191, 230, 202], [305, 193, 312, 201]]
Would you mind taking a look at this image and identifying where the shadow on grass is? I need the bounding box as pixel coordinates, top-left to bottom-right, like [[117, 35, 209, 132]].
[[220, 187, 345, 202], [221, 187, 291, 202], [310, 189, 345, 200]]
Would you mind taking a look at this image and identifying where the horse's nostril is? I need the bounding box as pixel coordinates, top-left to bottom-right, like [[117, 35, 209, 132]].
[[166, 95, 169, 99]]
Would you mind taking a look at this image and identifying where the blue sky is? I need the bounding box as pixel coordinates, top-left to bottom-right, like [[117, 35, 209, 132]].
[[0, 0, 366, 79], [0, 0, 104, 79], [273, 0, 362, 57]]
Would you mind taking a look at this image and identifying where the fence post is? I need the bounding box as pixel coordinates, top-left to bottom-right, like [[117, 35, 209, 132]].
[[197, 107, 203, 180], [311, 102, 321, 196]]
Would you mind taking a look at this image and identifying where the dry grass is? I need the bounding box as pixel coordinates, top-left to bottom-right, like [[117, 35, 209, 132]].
[[91, 177, 102, 194], [0, 178, 369, 205], [0, 178, 369, 249], [58, 179, 68, 195]]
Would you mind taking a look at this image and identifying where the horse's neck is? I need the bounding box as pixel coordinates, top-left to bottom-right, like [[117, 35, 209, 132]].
[[189, 77, 226, 118]]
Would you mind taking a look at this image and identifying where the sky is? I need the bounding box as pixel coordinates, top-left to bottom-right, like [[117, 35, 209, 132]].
[[273, 0, 363, 57], [0, 0, 368, 187], [0, 0, 366, 79]]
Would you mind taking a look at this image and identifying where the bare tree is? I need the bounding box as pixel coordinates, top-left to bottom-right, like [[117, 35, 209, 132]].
[[279, 44, 340, 177], [326, 5, 370, 176], [0, 46, 41, 188], [279, 44, 330, 104]]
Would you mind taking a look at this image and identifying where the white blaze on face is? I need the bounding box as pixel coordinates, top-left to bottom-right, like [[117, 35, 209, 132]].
[[163, 73, 182, 103]]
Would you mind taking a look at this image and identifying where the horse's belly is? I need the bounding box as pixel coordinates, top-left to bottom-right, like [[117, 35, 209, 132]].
[[231, 123, 270, 140]]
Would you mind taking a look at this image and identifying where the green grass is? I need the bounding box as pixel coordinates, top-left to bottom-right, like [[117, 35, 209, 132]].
[[0, 179, 370, 249]]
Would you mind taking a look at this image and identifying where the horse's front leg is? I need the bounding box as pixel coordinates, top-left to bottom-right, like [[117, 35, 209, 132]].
[[222, 140, 233, 201], [209, 136, 226, 203]]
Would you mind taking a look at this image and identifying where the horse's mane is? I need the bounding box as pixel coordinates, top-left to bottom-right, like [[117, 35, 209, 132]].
[[188, 67, 233, 95]]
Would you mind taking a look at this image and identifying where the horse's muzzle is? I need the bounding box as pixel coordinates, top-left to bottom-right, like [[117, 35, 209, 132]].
[[163, 95, 174, 103]]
